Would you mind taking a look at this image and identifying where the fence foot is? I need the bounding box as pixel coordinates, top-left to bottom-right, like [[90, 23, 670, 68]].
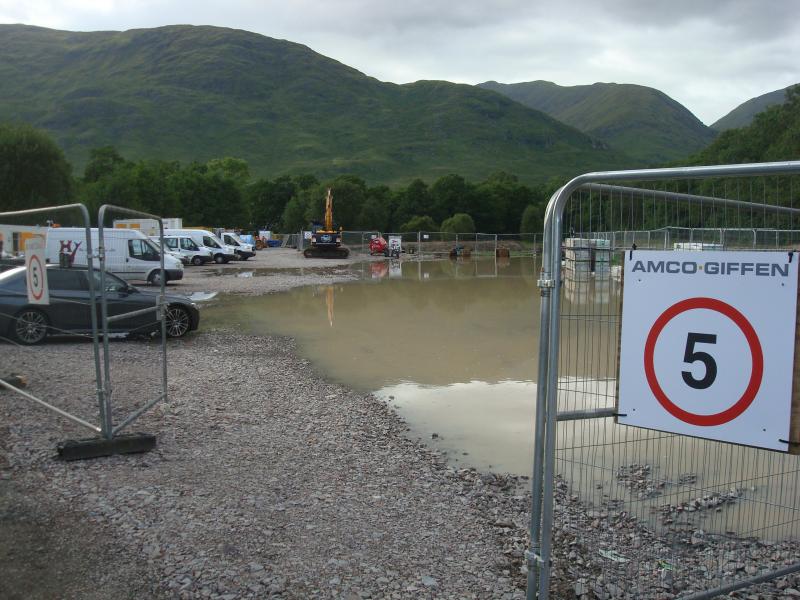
[[57, 433, 156, 461]]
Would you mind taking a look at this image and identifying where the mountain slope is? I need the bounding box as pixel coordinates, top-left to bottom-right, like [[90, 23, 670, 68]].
[[711, 87, 792, 131], [478, 80, 715, 164], [0, 25, 634, 184], [688, 85, 799, 164]]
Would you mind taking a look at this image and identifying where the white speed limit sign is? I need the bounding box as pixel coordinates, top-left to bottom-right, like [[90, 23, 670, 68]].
[[25, 234, 50, 306], [617, 250, 798, 451]]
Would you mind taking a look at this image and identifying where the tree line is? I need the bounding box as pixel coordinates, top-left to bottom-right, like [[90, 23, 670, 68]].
[[0, 123, 551, 234]]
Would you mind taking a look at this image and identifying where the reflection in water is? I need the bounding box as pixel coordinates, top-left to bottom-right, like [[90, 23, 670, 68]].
[[379, 380, 538, 474], [204, 258, 544, 389]]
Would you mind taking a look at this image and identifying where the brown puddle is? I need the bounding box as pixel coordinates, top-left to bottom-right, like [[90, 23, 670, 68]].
[[202, 256, 615, 473], [202, 257, 799, 539]]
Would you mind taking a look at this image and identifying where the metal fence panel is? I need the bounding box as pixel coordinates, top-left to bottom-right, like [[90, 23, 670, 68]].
[[529, 163, 800, 599], [0, 204, 105, 435]]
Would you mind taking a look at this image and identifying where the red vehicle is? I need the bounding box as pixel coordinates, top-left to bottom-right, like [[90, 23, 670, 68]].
[[369, 236, 388, 256]]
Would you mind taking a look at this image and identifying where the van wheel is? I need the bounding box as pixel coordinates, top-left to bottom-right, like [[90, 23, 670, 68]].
[[165, 306, 191, 338], [12, 309, 49, 345], [192, 256, 203, 266], [148, 270, 163, 286], [214, 254, 225, 264]]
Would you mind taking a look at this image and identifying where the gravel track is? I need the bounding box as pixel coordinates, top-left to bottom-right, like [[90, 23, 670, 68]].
[[1, 333, 529, 599]]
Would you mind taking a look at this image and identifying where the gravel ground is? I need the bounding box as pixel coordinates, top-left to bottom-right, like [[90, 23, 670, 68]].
[[169, 249, 370, 295], [1, 333, 530, 599], [2, 254, 800, 599]]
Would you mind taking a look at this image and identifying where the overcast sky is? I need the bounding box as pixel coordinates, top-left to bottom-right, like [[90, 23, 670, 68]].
[[1, 0, 798, 124]]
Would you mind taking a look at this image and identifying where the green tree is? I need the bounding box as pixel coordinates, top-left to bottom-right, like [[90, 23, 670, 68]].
[[0, 123, 72, 211], [356, 185, 392, 231], [247, 175, 296, 230], [400, 215, 438, 231], [392, 178, 429, 230], [305, 176, 367, 229], [172, 163, 246, 228], [429, 174, 476, 224], [281, 196, 308, 232], [84, 146, 127, 183], [206, 157, 250, 187], [520, 204, 544, 234], [441, 213, 475, 233]]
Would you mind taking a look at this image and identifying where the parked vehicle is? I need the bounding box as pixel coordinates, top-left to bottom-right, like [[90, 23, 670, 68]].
[[164, 229, 236, 264], [0, 266, 199, 344], [148, 237, 184, 264], [45, 228, 183, 285], [152, 235, 213, 266], [221, 232, 256, 261]]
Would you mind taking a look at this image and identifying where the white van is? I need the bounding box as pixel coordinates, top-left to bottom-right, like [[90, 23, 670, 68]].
[[221, 232, 256, 260], [164, 229, 236, 264], [46, 228, 184, 285], [154, 235, 213, 266]]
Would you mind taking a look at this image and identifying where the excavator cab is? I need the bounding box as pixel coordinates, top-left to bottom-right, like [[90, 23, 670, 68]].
[[303, 189, 350, 259]]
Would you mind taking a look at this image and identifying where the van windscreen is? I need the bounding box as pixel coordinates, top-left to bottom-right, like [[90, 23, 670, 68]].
[[202, 236, 220, 249]]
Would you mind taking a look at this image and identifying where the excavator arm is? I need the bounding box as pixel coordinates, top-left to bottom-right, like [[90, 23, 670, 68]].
[[324, 188, 334, 232]]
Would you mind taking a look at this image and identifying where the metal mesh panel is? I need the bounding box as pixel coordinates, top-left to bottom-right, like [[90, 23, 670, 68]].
[[340, 230, 381, 255], [531, 168, 800, 599], [0, 204, 106, 436], [497, 233, 541, 256]]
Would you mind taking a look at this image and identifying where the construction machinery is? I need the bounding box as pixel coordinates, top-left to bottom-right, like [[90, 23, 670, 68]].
[[303, 188, 350, 259]]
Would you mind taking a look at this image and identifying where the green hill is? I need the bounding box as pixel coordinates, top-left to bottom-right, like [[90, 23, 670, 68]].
[[0, 24, 634, 185], [478, 80, 715, 164], [711, 87, 793, 131], [688, 85, 799, 164]]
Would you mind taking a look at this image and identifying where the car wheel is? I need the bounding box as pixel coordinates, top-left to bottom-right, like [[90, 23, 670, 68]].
[[148, 270, 163, 286], [191, 256, 203, 266], [165, 305, 191, 338], [214, 254, 225, 264], [12, 309, 49, 345]]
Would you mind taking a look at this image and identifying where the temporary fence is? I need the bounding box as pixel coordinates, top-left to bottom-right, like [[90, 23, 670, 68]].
[[96, 205, 170, 440], [336, 231, 504, 258], [528, 162, 800, 599], [579, 227, 800, 251], [497, 233, 541, 256], [0, 202, 170, 455]]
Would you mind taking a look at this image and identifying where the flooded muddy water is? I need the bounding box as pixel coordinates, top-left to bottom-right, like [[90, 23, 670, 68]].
[[202, 257, 609, 475], [202, 257, 799, 538]]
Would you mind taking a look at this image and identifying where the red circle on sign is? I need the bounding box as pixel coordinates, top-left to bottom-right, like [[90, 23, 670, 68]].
[[29, 255, 44, 300], [643, 297, 763, 427]]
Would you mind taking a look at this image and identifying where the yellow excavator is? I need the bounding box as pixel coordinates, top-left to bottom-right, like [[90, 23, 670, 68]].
[[303, 188, 350, 259]]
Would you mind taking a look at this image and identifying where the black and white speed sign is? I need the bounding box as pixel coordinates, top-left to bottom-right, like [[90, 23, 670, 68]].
[[617, 250, 798, 451]]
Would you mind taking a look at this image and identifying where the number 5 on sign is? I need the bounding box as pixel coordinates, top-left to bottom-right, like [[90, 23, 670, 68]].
[[25, 234, 49, 305], [617, 250, 798, 452]]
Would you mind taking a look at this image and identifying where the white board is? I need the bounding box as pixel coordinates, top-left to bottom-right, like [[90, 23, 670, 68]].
[[389, 236, 402, 252], [25, 234, 49, 305], [618, 250, 798, 451]]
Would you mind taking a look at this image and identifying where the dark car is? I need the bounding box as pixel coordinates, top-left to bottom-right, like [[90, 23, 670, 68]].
[[0, 266, 200, 345]]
